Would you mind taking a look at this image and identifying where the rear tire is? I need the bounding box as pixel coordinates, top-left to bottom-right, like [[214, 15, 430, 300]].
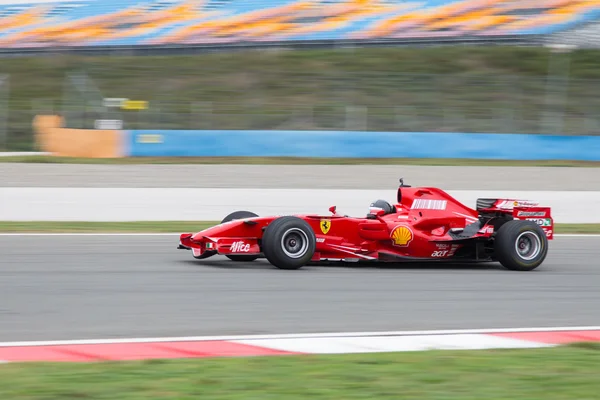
[[494, 220, 548, 271], [262, 216, 316, 270], [221, 210, 260, 262]]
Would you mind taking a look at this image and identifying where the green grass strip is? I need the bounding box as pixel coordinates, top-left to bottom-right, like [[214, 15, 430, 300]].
[[1, 155, 600, 166], [1, 344, 600, 399], [0, 221, 598, 233]]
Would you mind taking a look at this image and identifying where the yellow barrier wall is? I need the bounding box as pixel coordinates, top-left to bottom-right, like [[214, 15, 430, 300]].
[[33, 115, 123, 158]]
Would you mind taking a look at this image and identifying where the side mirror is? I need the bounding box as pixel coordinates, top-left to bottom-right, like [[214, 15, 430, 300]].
[[329, 205, 337, 215]]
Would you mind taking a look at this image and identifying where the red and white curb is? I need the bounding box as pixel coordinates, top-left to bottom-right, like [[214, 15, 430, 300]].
[[0, 327, 599, 363]]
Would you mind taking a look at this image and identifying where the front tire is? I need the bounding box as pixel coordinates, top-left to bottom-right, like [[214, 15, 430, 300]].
[[494, 220, 548, 271], [221, 210, 260, 262], [262, 216, 316, 270]]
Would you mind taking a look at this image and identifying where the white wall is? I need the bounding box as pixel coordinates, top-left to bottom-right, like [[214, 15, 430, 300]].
[[0, 188, 596, 223]]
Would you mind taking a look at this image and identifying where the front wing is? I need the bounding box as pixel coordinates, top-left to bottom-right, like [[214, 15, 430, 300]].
[[178, 231, 492, 264], [179, 233, 261, 258]]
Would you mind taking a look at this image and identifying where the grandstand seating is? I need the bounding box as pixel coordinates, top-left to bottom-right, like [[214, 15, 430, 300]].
[[0, 0, 598, 48]]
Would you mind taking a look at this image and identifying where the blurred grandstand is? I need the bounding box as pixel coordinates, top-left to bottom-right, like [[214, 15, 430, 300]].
[[0, 0, 598, 52]]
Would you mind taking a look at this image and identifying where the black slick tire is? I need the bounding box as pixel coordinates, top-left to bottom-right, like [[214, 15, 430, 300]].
[[494, 220, 548, 271], [221, 210, 260, 262], [262, 216, 316, 270]]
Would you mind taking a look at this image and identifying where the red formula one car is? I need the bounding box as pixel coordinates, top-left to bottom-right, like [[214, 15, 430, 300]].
[[178, 179, 554, 271]]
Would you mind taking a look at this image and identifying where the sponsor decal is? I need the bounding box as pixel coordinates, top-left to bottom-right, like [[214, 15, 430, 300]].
[[192, 248, 202, 257], [121, 99, 149, 110], [316, 238, 325, 243], [448, 244, 460, 257], [412, 199, 447, 210], [517, 211, 546, 217], [516, 200, 538, 207], [320, 219, 331, 234], [391, 225, 414, 247], [497, 200, 539, 209], [94, 119, 122, 130], [103, 98, 149, 110], [435, 243, 450, 249], [527, 218, 552, 226], [432, 244, 461, 258], [136, 134, 163, 144], [230, 241, 250, 252]]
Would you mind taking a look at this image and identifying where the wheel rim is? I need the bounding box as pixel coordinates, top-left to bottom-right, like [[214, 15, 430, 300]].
[[515, 231, 542, 261], [281, 228, 309, 259]]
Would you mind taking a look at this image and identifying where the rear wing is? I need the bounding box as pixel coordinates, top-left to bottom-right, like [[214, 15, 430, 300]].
[[477, 198, 554, 239], [512, 206, 554, 240]]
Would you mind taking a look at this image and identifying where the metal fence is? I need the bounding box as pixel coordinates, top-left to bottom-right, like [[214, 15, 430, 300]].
[[61, 71, 600, 135], [0, 75, 8, 149], [2, 48, 600, 151]]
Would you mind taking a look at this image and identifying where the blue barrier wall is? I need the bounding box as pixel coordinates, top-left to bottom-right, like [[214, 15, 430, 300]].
[[125, 130, 600, 160]]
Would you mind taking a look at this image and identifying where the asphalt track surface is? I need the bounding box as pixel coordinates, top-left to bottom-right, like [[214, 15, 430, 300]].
[[1, 164, 600, 190], [1, 234, 599, 342]]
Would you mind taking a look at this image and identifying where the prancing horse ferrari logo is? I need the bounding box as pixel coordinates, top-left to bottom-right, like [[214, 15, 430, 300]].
[[320, 219, 331, 234]]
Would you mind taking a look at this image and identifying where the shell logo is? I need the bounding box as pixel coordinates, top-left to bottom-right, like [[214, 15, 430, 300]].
[[391, 225, 414, 247]]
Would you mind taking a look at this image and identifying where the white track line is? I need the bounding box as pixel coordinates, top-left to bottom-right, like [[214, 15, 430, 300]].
[[554, 234, 600, 237], [1, 326, 599, 347]]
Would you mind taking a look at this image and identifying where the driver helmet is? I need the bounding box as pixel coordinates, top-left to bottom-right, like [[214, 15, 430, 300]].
[[369, 199, 395, 215]]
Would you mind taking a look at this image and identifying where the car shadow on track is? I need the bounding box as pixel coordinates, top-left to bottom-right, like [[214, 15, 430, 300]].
[[177, 258, 507, 272], [177, 259, 282, 270]]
